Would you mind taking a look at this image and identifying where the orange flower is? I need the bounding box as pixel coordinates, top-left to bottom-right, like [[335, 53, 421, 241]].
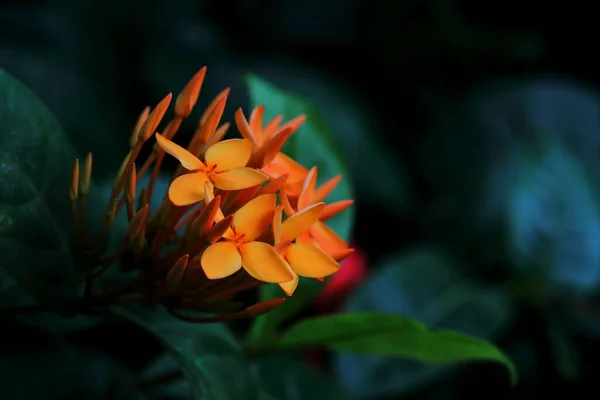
[[200, 194, 294, 283], [281, 167, 354, 261], [155, 133, 268, 206], [235, 106, 308, 196], [262, 152, 308, 197], [272, 206, 341, 295]]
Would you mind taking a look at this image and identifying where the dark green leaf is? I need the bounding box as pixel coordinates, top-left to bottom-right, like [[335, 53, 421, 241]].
[[547, 316, 580, 381], [0, 70, 81, 301], [254, 355, 347, 400], [0, 322, 142, 399], [271, 312, 516, 385], [114, 306, 260, 400], [333, 249, 515, 397], [141, 353, 192, 400], [246, 76, 354, 340]]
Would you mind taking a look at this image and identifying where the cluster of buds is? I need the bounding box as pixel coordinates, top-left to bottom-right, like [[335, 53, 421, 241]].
[[68, 67, 354, 323]]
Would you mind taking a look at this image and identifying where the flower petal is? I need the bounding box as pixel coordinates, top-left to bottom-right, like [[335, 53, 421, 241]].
[[201, 241, 242, 279], [169, 171, 209, 206], [205, 138, 253, 171], [155, 133, 204, 170], [213, 167, 268, 191], [279, 273, 299, 296], [262, 152, 307, 182], [233, 194, 276, 241], [240, 242, 294, 283], [313, 175, 342, 203], [297, 167, 318, 210], [309, 221, 349, 254], [272, 206, 283, 244], [285, 243, 340, 278], [281, 202, 325, 242]]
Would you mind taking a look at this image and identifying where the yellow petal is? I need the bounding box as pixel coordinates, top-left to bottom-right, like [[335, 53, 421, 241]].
[[285, 243, 340, 278], [168, 171, 209, 206], [281, 202, 325, 242], [279, 273, 298, 296], [240, 241, 294, 283], [298, 167, 317, 210], [155, 133, 204, 170], [205, 138, 253, 171], [201, 241, 242, 279], [234, 194, 276, 241], [309, 221, 349, 253], [273, 206, 283, 244], [213, 167, 268, 191]]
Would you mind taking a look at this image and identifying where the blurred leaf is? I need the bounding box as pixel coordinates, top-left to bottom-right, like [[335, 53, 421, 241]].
[[422, 79, 600, 285], [141, 353, 192, 400], [246, 76, 355, 340], [506, 136, 600, 292], [0, 70, 84, 303], [114, 306, 260, 400], [0, 322, 141, 399], [245, 66, 408, 212], [547, 316, 580, 381], [333, 248, 515, 397], [254, 355, 347, 400]]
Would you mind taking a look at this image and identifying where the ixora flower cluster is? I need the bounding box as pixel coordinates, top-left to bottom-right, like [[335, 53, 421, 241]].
[[68, 67, 354, 322]]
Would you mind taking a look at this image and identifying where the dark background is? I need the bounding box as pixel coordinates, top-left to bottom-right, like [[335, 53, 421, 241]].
[[2, 0, 600, 399]]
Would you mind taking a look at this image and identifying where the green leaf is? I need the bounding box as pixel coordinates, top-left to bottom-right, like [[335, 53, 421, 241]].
[[114, 306, 260, 400], [254, 355, 347, 400], [141, 353, 192, 400], [0, 322, 142, 399], [270, 312, 516, 385], [0, 70, 81, 301], [547, 316, 580, 381], [333, 249, 515, 397], [245, 76, 355, 340]]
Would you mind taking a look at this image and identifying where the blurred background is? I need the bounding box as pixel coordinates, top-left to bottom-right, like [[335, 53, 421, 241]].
[[2, 0, 600, 398]]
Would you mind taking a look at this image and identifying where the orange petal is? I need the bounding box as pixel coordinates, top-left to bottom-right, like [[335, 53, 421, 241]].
[[262, 115, 284, 140], [321, 200, 354, 221], [213, 167, 268, 191], [313, 175, 342, 203], [201, 241, 242, 279], [279, 189, 296, 217], [261, 126, 294, 166], [298, 167, 317, 210], [205, 139, 253, 171], [234, 194, 276, 241], [249, 105, 265, 144], [330, 247, 355, 262], [240, 241, 294, 283], [273, 206, 284, 244], [155, 133, 204, 170], [168, 171, 209, 206], [234, 108, 260, 146], [281, 202, 325, 243], [262, 152, 307, 182], [279, 273, 299, 296], [309, 221, 349, 253], [285, 243, 340, 278]]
